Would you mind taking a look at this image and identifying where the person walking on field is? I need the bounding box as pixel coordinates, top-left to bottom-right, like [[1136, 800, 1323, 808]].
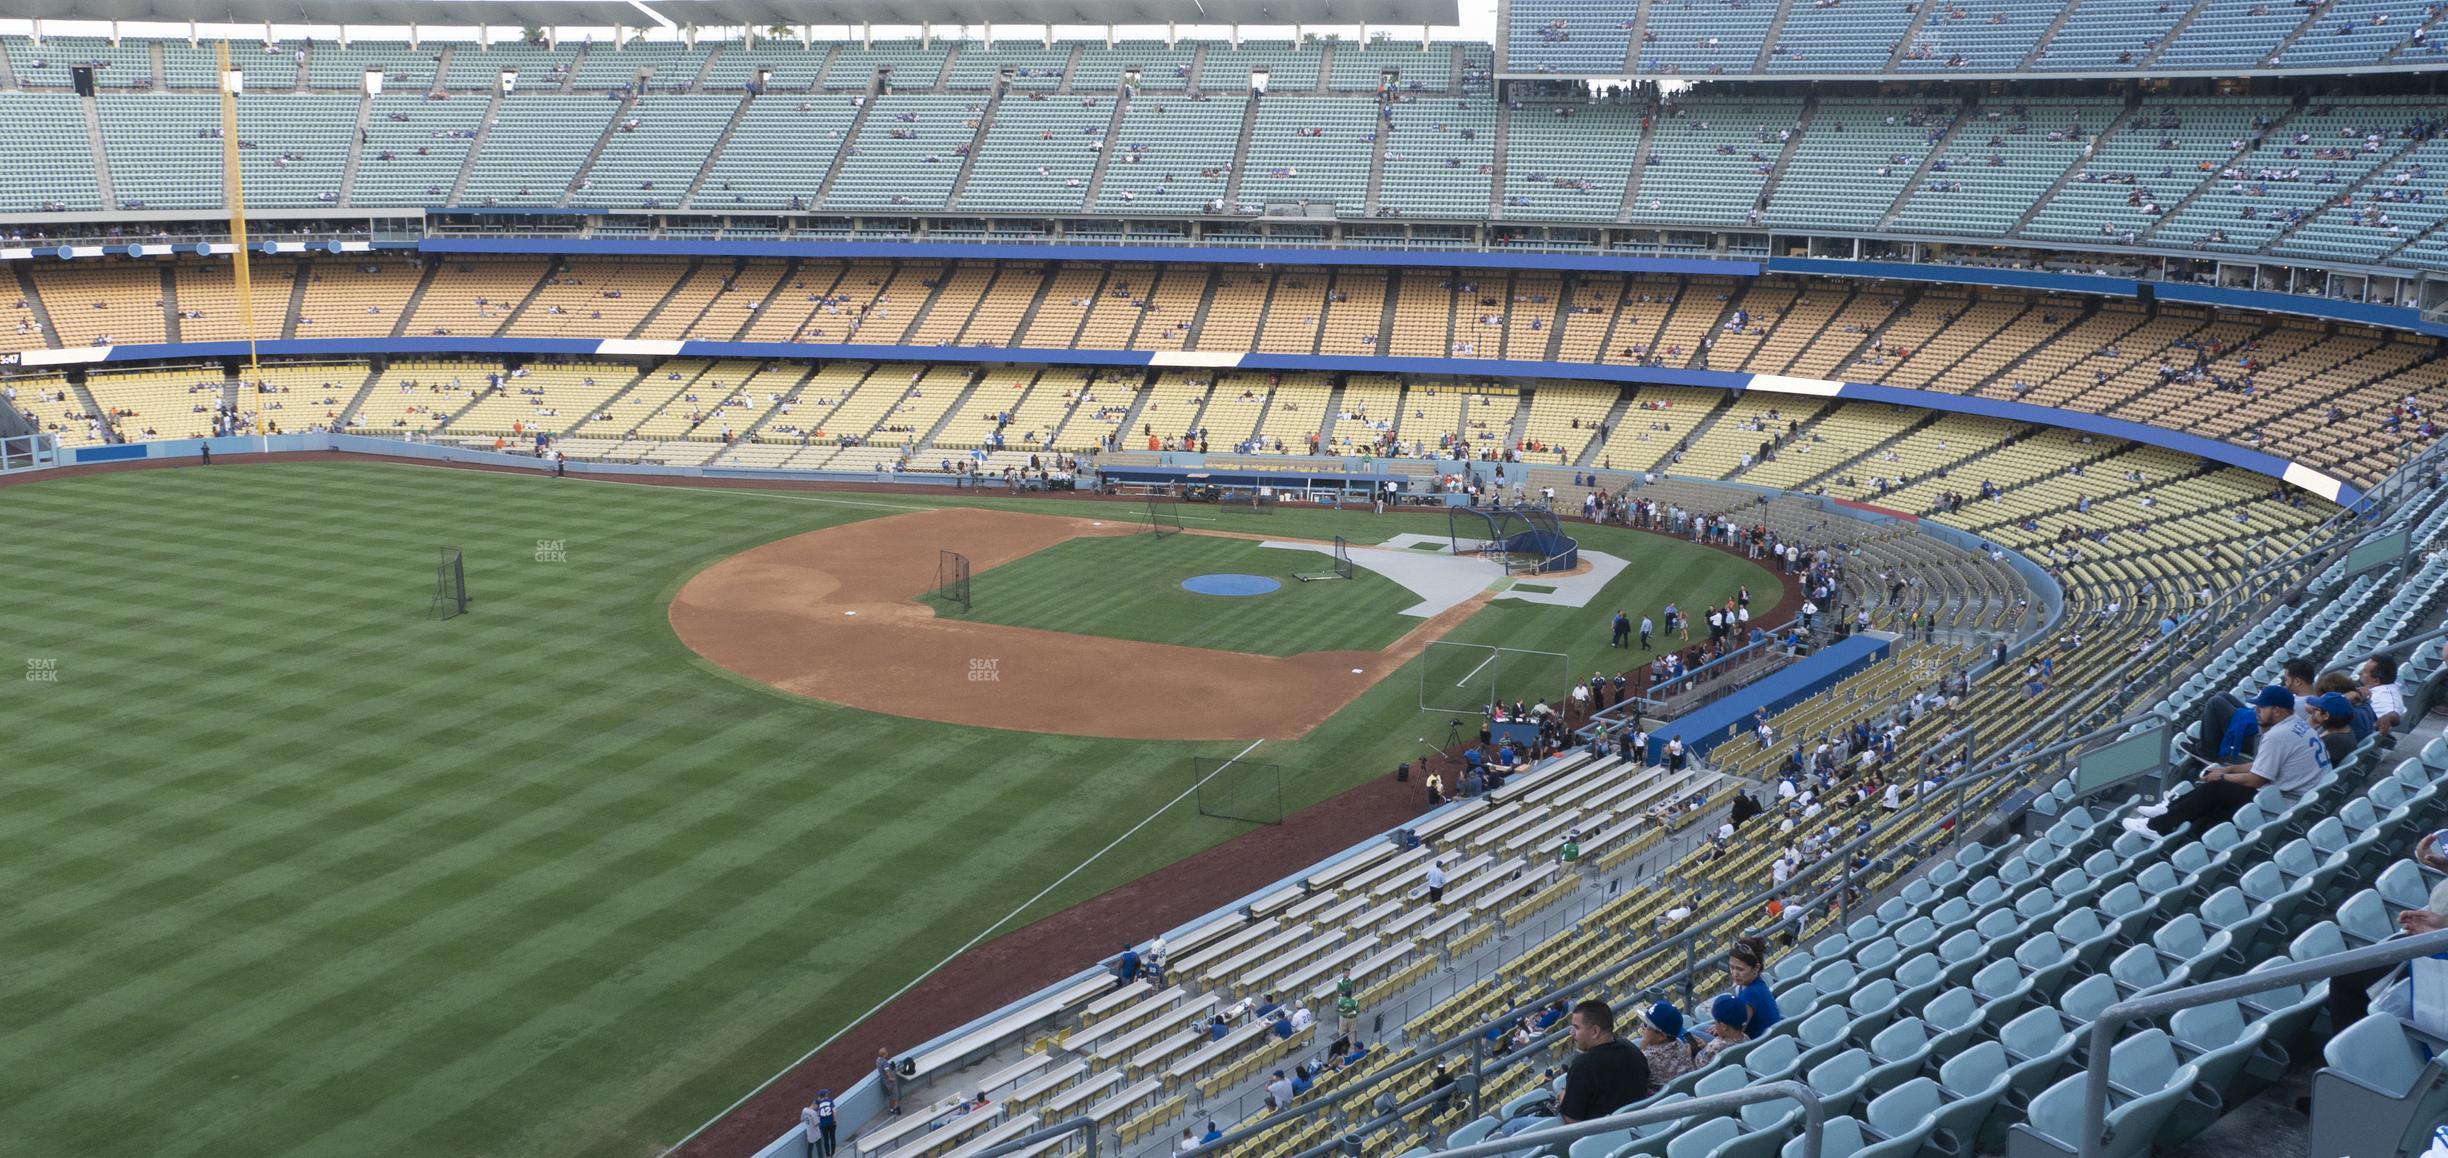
[[1611, 610, 1632, 648], [1640, 615, 1654, 649]]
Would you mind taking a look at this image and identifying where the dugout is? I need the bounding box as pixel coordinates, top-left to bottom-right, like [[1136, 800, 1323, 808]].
[[1094, 463, 1405, 503]]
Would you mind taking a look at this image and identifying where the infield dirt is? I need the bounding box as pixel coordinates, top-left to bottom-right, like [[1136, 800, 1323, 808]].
[[669, 507, 1491, 741]]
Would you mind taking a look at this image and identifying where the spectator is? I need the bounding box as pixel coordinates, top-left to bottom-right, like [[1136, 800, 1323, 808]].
[[875, 1049, 902, 1116], [2196, 687, 2261, 764], [1496, 999, 1650, 1137], [1337, 989, 1361, 1038], [1264, 1069, 1295, 1109], [803, 1089, 837, 1157], [2363, 655, 2407, 738], [1723, 936, 1781, 1036], [1200, 1121, 1223, 1146], [1695, 996, 1752, 1067], [2308, 692, 2358, 765], [1144, 936, 1170, 987], [1113, 942, 1141, 988], [2129, 686, 2328, 838], [1635, 1001, 1696, 1092], [2330, 828, 2448, 1028]]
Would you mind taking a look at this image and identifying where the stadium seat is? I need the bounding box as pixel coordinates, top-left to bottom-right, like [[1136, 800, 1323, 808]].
[[2311, 1011, 2448, 1158], [2008, 1030, 2200, 1158]]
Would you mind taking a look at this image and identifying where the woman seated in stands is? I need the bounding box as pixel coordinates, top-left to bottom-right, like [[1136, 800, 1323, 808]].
[[1723, 937, 1781, 1037]]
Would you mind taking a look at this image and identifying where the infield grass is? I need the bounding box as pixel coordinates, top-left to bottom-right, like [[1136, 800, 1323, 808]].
[[954, 533, 1417, 655], [0, 460, 1774, 1158]]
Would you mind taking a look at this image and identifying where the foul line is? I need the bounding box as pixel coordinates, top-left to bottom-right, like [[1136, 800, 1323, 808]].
[[657, 737, 1267, 1157], [1455, 651, 1498, 688]]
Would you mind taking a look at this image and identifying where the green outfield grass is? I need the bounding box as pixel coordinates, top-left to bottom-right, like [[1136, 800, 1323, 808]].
[[954, 533, 1417, 655], [0, 461, 1773, 1158]]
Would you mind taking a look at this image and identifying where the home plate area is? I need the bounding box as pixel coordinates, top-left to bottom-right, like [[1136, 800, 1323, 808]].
[[1259, 535, 1626, 616]]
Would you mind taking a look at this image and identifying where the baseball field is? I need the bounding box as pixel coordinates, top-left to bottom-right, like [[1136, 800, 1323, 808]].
[[0, 457, 1775, 1157]]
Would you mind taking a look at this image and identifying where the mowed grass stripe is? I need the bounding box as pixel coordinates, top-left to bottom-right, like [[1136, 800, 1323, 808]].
[[0, 461, 1779, 1158]]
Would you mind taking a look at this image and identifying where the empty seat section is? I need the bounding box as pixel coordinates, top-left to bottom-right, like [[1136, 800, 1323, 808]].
[[292, 261, 422, 338], [1891, 100, 2113, 237], [1097, 95, 1244, 214], [1767, 1, 1918, 72], [2156, 0, 2314, 68], [33, 263, 167, 347], [10, 36, 155, 89], [1638, 1, 1779, 76], [1629, 95, 1806, 226], [1194, 41, 1322, 91], [456, 94, 617, 206], [1240, 96, 1376, 215], [1330, 41, 1451, 92], [304, 42, 438, 91], [698, 44, 829, 92], [1895, 0, 2056, 73], [821, 42, 947, 91], [2036, 0, 2193, 69], [1505, 98, 1642, 221], [0, 94, 103, 212], [2021, 98, 2288, 245], [959, 94, 1107, 214], [354, 93, 487, 207], [1070, 41, 1198, 91], [1506, 0, 1633, 76], [945, 42, 1074, 90], [823, 93, 980, 211], [1380, 97, 1492, 218], [696, 97, 855, 211], [441, 42, 575, 90], [569, 42, 714, 91], [1764, 101, 1956, 231], [571, 93, 740, 209]]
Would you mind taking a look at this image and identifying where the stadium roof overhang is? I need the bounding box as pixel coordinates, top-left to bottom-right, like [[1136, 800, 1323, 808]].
[[18, 0, 1460, 28]]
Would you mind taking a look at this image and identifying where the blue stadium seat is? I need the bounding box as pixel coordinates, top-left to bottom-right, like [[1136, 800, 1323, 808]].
[[2163, 999, 2274, 1145], [2009, 1030, 2199, 1158], [2310, 1012, 2448, 1158]]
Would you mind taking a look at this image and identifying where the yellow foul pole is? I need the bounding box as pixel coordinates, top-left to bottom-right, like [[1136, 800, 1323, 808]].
[[216, 41, 261, 437]]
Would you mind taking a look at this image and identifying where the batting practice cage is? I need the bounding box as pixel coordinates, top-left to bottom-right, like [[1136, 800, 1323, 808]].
[[1147, 500, 1185, 537], [1194, 755, 1283, 825], [1295, 536, 1357, 582], [429, 547, 470, 619], [1418, 641, 1570, 714], [1448, 505, 1580, 574], [931, 549, 972, 612]]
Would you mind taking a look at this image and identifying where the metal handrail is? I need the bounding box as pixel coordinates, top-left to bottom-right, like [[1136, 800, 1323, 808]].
[[2074, 928, 2448, 1158], [972, 1114, 1097, 1157], [1420, 1080, 1825, 1158]]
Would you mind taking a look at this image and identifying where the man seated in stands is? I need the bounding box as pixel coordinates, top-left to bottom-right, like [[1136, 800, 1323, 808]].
[[1493, 999, 1648, 1137], [2129, 685, 2329, 838], [2362, 654, 2407, 739]]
